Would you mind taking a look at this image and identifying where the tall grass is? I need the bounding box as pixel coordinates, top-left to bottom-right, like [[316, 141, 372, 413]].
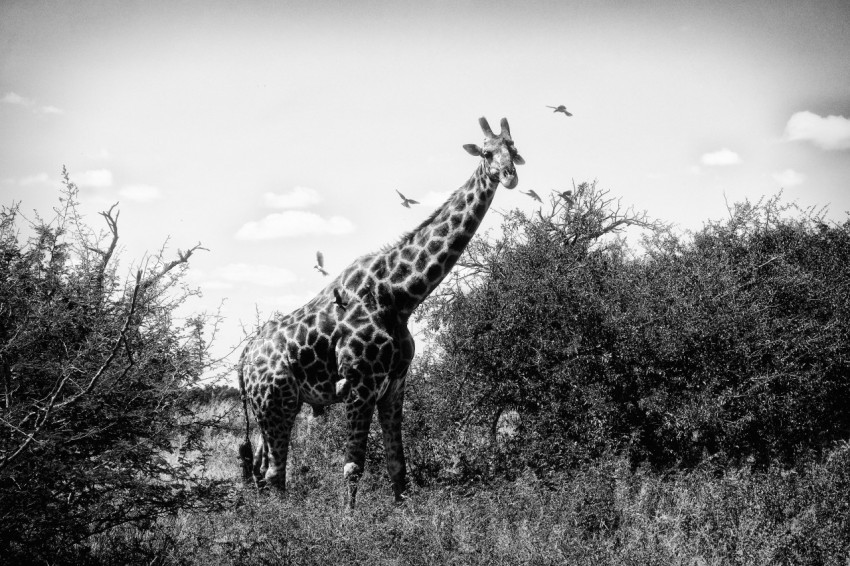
[[87, 397, 850, 566]]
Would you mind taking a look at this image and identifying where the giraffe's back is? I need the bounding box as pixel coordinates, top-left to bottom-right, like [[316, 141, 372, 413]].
[[241, 297, 343, 408]]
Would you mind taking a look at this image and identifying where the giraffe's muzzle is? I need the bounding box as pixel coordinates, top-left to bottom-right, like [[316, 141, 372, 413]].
[[500, 167, 518, 189]]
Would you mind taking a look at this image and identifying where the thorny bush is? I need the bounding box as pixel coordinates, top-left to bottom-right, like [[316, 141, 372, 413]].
[[0, 171, 230, 564]]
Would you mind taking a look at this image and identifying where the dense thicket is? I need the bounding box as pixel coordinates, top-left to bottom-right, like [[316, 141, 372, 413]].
[[0, 175, 227, 564], [412, 183, 850, 479]]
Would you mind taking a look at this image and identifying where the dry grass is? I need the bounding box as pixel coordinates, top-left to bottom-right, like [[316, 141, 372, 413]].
[[87, 398, 850, 566]]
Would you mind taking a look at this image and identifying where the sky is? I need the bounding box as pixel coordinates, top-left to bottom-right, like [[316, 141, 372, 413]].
[[2, 0, 849, 379]]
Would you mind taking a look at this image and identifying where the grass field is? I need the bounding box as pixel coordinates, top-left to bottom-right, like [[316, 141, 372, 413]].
[[81, 396, 850, 565]]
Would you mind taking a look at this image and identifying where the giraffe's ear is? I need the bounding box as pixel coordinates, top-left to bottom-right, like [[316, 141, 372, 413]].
[[463, 144, 483, 157], [513, 153, 525, 165]]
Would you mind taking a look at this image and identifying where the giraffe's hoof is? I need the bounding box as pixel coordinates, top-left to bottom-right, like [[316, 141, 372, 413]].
[[393, 487, 408, 504], [343, 462, 361, 480], [263, 471, 286, 495]]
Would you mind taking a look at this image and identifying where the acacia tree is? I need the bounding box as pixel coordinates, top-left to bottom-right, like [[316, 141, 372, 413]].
[[413, 181, 660, 477], [412, 183, 850, 480], [0, 171, 227, 562]]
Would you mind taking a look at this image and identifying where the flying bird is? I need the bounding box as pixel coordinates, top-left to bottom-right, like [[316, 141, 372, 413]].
[[546, 105, 573, 116], [396, 190, 419, 208], [314, 251, 329, 276], [522, 189, 543, 203], [333, 289, 349, 310]]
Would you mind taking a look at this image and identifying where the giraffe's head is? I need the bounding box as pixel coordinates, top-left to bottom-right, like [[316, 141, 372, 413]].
[[463, 117, 525, 189]]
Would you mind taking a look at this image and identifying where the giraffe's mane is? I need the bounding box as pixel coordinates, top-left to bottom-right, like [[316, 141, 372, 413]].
[[385, 207, 444, 251], [374, 160, 487, 255], [377, 187, 462, 254]]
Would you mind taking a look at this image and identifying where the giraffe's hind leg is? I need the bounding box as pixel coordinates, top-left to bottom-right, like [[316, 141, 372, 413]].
[[252, 439, 268, 487], [253, 376, 301, 493]]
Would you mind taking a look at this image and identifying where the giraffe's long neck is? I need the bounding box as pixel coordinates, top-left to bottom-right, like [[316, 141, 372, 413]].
[[379, 160, 498, 318]]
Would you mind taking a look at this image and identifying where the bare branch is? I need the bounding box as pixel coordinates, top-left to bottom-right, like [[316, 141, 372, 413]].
[[56, 268, 141, 407], [84, 203, 121, 295], [140, 242, 208, 292], [0, 270, 142, 471]]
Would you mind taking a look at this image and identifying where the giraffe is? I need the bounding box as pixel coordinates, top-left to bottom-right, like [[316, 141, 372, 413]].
[[237, 116, 524, 507]]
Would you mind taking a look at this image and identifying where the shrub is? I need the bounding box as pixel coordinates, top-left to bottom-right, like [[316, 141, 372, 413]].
[[621, 196, 850, 468], [415, 185, 850, 478], [0, 172, 229, 563]]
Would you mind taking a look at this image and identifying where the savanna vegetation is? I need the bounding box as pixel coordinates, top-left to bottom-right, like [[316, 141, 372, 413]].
[[2, 173, 849, 565], [0, 174, 231, 564]]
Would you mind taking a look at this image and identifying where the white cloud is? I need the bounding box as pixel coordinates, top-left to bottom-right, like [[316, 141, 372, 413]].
[[263, 186, 322, 209], [418, 190, 454, 206], [73, 169, 113, 188], [19, 172, 50, 185], [119, 184, 162, 202], [235, 210, 355, 240], [700, 148, 741, 166], [38, 105, 64, 115], [2, 92, 63, 115], [772, 169, 805, 187], [784, 111, 850, 150], [2, 92, 34, 106], [214, 263, 297, 287]]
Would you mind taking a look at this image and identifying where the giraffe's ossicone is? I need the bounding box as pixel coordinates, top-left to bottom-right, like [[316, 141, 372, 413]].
[[238, 116, 524, 507]]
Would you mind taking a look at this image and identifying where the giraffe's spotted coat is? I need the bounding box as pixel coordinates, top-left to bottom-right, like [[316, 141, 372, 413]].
[[238, 117, 523, 507]]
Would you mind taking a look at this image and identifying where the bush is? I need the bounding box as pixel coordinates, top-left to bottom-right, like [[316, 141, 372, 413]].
[[621, 196, 850, 468], [414, 184, 850, 478], [0, 172, 229, 563]]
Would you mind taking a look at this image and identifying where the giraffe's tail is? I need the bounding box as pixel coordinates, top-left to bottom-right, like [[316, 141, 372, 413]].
[[236, 349, 254, 485]]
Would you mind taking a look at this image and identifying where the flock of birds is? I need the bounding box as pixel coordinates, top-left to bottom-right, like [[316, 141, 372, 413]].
[[521, 188, 575, 204], [313, 105, 574, 279], [313, 251, 350, 309], [395, 104, 574, 208]]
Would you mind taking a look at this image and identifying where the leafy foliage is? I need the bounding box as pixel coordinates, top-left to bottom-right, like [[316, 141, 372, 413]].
[[0, 173, 228, 563], [414, 183, 850, 478], [618, 196, 850, 469]]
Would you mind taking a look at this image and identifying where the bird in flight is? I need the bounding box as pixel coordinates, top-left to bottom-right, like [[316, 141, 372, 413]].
[[396, 190, 419, 208], [333, 289, 349, 310], [314, 251, 329, 276], [522, 189, 543, 203], [546, 105, 573, 116]]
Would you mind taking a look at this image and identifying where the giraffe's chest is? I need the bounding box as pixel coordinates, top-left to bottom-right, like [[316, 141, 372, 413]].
[[291, 330, 409, 406], [266, 301, 413, 404], [295, 368, 395, 406]]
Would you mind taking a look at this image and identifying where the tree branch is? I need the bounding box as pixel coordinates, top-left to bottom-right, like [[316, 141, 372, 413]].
[[139, 243, 208, 292], [0, 270, 143, 472]]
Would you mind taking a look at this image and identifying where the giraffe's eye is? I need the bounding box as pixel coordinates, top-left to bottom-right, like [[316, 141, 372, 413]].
[[483, 151, 493, 159]]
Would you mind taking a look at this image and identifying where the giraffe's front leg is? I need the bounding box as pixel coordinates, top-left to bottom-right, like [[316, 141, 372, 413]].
[[377, 376, 407, 502], [342, 373, 377, 509]]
